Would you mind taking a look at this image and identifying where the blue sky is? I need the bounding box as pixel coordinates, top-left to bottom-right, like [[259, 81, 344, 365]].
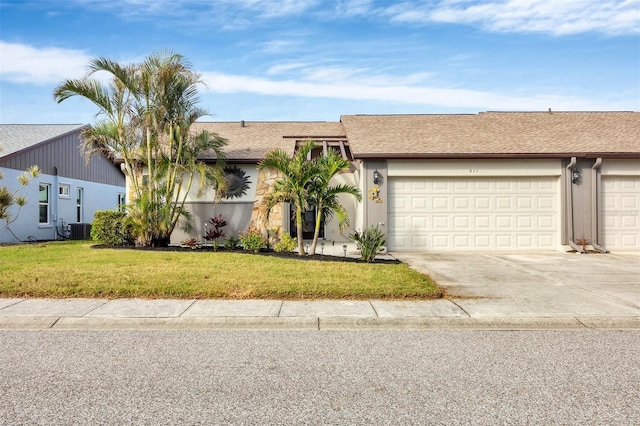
[[0, 0, 638, 124]]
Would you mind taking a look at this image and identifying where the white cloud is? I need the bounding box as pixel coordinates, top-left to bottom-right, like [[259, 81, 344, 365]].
[[201, 71, 632, 111], [0, 41, 91, 85], [387, 0, 640, 36], [335, 0, 375, 16], [267, 62, 311, 75]]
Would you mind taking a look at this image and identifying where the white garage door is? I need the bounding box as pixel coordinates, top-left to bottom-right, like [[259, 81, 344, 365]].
[[389, 177, 560, 251], [602, 176, 640, 250]]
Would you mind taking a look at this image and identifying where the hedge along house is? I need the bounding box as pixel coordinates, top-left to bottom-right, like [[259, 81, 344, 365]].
[[0, 125, 126, 243], [160, 111, 640, 253]]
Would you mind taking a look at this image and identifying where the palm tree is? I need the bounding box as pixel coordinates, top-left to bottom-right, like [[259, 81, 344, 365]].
[[258, 141, 318, 255], [307, 151, 361, 255], [54, 51, 227, 247]]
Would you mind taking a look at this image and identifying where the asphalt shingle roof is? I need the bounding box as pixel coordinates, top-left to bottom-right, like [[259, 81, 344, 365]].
[[340, 112, 640, 158], [0, 124, 84, 158], [193, 121, 346, 161]]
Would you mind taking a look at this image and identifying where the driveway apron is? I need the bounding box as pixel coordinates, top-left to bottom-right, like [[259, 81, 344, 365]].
[[394, 252, 640, 318]]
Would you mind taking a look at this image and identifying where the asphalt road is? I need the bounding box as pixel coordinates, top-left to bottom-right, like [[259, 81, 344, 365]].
[[1, 330, 638, 425]]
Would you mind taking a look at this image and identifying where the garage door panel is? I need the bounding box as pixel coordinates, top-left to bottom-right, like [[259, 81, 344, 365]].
[[474, 197, 491, 210], [475, 216, 491, 229], [412, 197, 428, 209], [432, 215, 449, 229], [602, 176, 640, 250], [389, 176, 559, 251], [497, 196, 514, 209], [474, 234, 492, 249], [432, 197, 449, 211], [453, 215, 471, 230], [495, 215, 512, 229]]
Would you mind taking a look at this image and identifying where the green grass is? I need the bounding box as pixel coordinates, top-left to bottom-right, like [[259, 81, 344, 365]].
[[0, 241, 441, 300]]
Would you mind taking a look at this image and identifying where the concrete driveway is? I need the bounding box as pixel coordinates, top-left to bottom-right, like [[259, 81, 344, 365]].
[[394, 251, 640, 319]]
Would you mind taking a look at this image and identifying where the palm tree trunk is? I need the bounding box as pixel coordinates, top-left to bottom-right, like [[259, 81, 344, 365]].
[[295, 206, 305, 255], [309, 207, 323, 256]]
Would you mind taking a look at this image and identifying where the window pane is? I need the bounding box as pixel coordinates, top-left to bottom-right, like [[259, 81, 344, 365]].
[[39, 184, 48, 202], [39, 205, 48, 223]]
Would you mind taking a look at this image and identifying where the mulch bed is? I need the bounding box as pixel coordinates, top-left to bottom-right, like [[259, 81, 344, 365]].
[[91, 244, 401, 264]]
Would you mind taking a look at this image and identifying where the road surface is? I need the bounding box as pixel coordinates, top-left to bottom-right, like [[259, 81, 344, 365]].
[[1, 330, 638, 424]]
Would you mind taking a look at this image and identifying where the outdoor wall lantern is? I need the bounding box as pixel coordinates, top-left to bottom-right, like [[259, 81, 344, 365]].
[[373, 169, 380, 185], [571, 168, 581, 184]]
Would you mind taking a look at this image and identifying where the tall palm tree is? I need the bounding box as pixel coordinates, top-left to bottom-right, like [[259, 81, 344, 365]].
[[258, 141, 318, 255], [54, 51, 227, 247], [307, 151, 361, 255]]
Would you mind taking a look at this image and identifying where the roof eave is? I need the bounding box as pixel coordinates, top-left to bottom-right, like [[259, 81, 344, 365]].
[[354, 152, 640, 160]]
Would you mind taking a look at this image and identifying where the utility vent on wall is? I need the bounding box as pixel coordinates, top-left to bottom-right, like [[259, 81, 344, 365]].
[[69, 223, 92, 240]]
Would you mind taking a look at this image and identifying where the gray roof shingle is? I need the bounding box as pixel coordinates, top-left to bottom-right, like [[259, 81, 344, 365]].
[[0, 124, 85, 158]]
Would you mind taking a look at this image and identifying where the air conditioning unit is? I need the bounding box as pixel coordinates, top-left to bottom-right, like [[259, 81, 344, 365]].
[[69, 223, 92, 240]]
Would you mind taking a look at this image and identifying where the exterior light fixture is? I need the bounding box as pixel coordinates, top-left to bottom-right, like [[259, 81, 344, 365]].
[[343, 244, 347, 257], [373, 169, 380, 185], [571, 168, 581, 184]]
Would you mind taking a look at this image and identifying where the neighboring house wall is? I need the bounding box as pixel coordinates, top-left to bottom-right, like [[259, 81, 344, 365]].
[[0, 126, 126, 243], [0, 168, 125, 242], [1, 129, 123, 187]]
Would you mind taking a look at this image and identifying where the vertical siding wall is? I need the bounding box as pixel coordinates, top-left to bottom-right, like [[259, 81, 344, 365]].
[[1, 130, 124, 187]]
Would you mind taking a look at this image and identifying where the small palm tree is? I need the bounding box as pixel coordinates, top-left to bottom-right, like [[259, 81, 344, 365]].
[[258, 141, 318, 255], [307, 151, 361, 255]]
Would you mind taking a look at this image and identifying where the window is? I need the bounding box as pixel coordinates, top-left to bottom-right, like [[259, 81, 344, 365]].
[[294, 139, 352, 161], [59, 184, 70, 197], [118, 193, 126, 211], [76, 188, 83, 223], [39, 184, 50, 224]]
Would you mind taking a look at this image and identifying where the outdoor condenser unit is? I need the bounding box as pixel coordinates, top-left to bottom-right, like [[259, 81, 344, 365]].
[[69, 223, 92, 240]]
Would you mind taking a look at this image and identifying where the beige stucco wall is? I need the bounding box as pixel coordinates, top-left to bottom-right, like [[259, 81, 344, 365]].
[[387, 159, 562, 177]]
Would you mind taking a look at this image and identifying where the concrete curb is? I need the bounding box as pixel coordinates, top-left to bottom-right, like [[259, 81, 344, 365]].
[[1, 316, 639, 330]]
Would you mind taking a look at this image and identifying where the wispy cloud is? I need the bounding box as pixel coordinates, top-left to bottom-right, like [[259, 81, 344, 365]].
[[201, 71, 631, 111], [385, 0, 640, 36], [71, 0, 320, 29], [68, 0, 639, 35], [0, 41, 91, 85]]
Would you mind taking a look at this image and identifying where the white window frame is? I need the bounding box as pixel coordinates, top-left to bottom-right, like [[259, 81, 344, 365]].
[[118, 193, 126, 211], [76, 187, 83, 223], [59, 184, 70, 198], [39, 183, 50, 225]]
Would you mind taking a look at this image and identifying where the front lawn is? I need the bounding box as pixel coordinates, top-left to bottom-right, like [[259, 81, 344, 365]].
[[0, 241, 441, 299]]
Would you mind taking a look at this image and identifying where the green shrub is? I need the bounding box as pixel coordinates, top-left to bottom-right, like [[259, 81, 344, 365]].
[[274, 233, 297, 253], [238, 227, 267, 254], [224, 236, 239, 250], [91, 210, 132, 246], [349, 225, 385, 262]]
